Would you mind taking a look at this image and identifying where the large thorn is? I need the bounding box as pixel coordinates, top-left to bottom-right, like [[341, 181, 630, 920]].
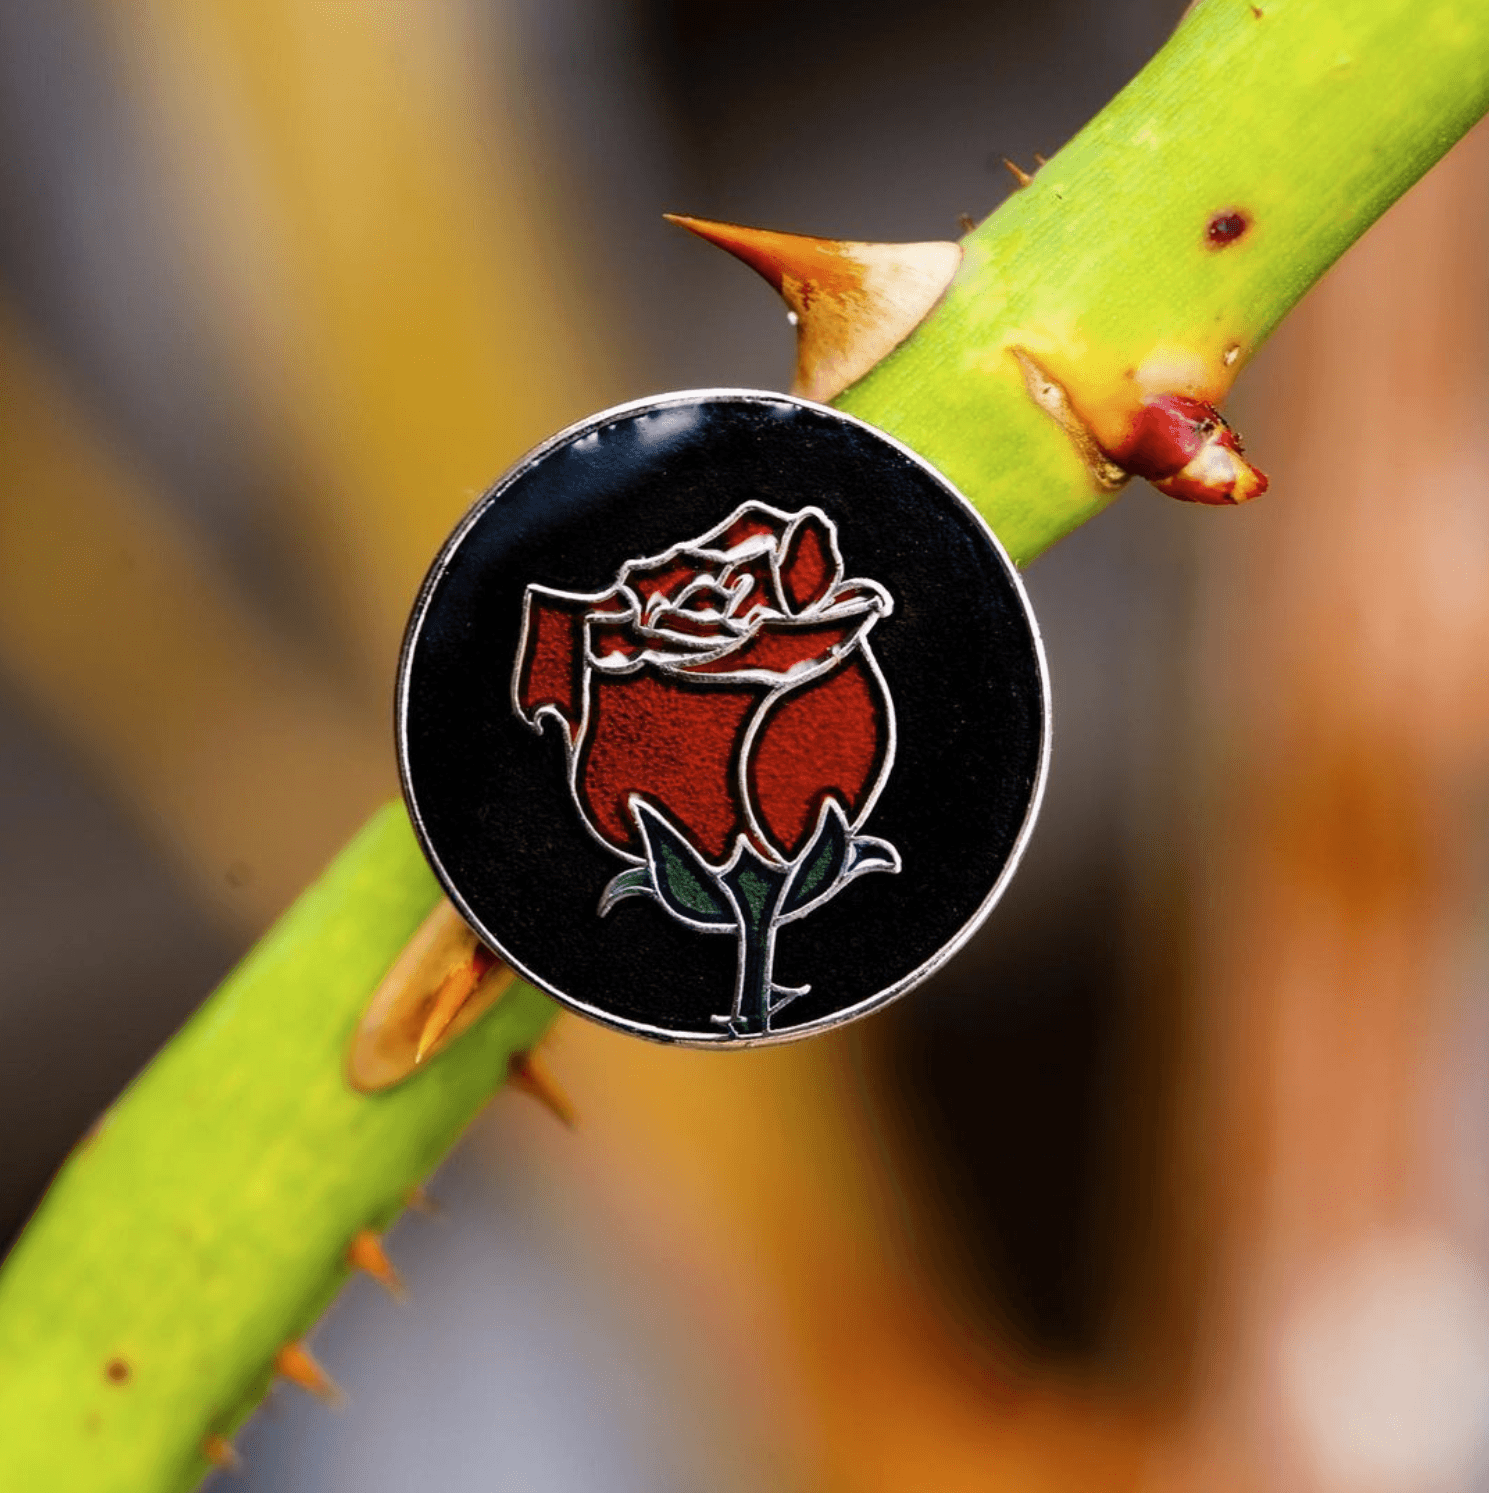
[[347, 899, 517, 1092], [347, 1228, 406, 1301], [414, 943, 500, 1065], [508, 1049, 577, 1129], [274, 1342, 342, 1404], [665, 214, 960, 403]]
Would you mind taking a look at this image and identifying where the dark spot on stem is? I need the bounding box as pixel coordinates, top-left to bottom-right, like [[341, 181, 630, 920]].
[[1207, 211, 1250, 247], [104, 1357, 132, 1385]]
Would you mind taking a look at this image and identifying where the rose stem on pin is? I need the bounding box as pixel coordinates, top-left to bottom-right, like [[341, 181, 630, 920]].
[[2, 4, 1486, 1484]]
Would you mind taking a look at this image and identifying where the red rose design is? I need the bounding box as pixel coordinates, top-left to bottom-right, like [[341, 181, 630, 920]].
[[515, 502, 894, 864], [512, 502, 899, 1036]]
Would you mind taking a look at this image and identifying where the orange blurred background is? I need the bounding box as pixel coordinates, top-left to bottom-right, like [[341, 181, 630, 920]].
[[3, 2, 1489, 1489]]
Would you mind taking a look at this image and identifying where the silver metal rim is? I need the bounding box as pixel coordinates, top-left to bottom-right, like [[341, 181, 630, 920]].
[[396, 387, 1052, 1048]]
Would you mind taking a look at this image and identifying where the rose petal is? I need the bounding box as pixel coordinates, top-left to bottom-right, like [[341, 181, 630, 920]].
[[697, 502, 792, 554], [576, 671, 765, 861], [674, 578, 736, 614], [721, 552, 785, 622], [588, 613, 646, 663], [515, 585, 614, 734], [778, 510, 843, 614], [826, 579, 892, 615], [746, 652, 891, 858], [621, 547, 720, 613], [592, 609, 723, 670], [679, 614, 867, 680], [589, 589, 633, 615], [646, 608, 733, 642]]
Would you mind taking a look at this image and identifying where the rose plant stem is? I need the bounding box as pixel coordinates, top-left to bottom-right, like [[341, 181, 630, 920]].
[[1, 2, 1487, 1488]]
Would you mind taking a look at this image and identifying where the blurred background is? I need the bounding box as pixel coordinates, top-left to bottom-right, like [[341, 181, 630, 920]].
[[3, 1, 1489, 1489]]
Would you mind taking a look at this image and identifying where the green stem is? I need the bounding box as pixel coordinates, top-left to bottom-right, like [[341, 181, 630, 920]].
[[2, 2, 1487, 1487], [841, 0, 1489, 563], [718, 856, 791, 1036]]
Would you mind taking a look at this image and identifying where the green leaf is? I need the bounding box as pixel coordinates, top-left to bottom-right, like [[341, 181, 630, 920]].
[[632, 801, 733, 927], [782, 800, 850, 917], [598, 865, 655, 916], [846, 838, 899, 878]]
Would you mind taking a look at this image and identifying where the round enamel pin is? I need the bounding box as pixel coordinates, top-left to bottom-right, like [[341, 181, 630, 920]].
[[398, 390, 1049, 1045]]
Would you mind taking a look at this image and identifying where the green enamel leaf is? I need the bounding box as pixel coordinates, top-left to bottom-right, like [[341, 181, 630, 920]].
[[782, 801, 850, 917], [599, 865, 655, 915], [633, 801, 733, 926]]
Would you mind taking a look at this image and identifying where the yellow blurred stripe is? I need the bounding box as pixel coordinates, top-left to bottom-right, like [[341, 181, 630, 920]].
[[0, 309, 389, 933], [91, 0, 622, 684]]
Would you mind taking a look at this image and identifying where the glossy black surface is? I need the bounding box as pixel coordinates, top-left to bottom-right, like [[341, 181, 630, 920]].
[[399, 392, 1047, 1043]]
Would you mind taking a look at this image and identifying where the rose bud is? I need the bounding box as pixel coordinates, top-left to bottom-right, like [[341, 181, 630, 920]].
[[515, 503, 896, 868], [1111, 393, 1269, 506]]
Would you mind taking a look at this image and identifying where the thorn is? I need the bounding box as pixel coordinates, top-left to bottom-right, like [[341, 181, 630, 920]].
[[347, 1229, 406, 1301], [1033, 152, 1048, 166], [508, 1049, 577, 1129], [274, 1342, 342, 1405], [415, 944, 499, 1065], [958, 212, 976, 234], [347, 899, 518, 1093], [664, 213, 961, 402], [202, 1434, 241, 1472], [1001, 156, 1034, 188], [404, 1183, 442, 1217]]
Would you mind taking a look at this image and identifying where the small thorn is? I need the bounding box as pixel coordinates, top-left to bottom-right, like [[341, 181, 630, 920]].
[[347, 1229, 406, 1301], [958, 212, 976, 234], [664, 213, 960, 402], [274, 1342, 342, 1404], [508, 1049, 577, 1129], [404, 1183, 442, 1217], [202, 1433, 241, 1472], [1033, 152, 1048, 166], [1001, 157, 1034, 188]]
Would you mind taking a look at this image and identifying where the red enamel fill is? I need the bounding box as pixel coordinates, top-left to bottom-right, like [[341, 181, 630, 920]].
[[517, 592, 589, 731], [684, 617, 859, 677], [747, 653, 887, 858], [722, 553, 782, 620], [590, 614, 644, 660], [779, 513, 840, 612], [716, 506, 786, 549], [578, 671, 764, 860], [627, 553, 703, 610], [651, 608, 730, 641], [678, 582, 732, 613]]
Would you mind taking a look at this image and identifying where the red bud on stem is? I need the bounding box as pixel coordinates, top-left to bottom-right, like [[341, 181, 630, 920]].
[[1110, 393, 1269, 504]]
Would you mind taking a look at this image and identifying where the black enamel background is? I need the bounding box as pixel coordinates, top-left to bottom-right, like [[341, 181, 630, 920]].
[[399, 393, 1047, 1043]]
